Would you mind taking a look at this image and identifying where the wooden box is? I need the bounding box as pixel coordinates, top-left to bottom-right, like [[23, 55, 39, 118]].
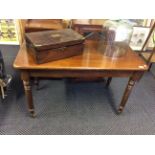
[[25, 29, 85, 64]]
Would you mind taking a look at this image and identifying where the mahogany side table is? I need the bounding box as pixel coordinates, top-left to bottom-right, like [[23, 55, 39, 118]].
[[13, 40, 148, 117]]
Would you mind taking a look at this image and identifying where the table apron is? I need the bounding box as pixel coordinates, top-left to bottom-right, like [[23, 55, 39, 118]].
[[25, 70, 144, 79]]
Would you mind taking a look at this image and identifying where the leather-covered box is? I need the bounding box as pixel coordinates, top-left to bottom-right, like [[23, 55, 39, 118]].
[[25, 29, 85, 64]]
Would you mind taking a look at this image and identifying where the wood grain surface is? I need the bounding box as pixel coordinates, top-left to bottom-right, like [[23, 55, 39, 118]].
[[14, 40, 148, 71]]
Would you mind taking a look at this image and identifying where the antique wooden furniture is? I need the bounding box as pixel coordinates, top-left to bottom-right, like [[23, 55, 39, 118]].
[[13, 40, 148, 117], [25, 29, 85, 64], [16, 19, 67, 45], [25, 19, 65, 32], [71, 19, 105, 40]]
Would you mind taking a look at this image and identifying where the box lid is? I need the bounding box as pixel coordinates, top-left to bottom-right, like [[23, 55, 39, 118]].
[[25, 29, 85, 50]]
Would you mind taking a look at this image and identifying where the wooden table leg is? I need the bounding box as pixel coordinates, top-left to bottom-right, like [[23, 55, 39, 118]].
[[21, 71, 35, 117], [118, 72, 143, 113], [106, 77, 112, 87]]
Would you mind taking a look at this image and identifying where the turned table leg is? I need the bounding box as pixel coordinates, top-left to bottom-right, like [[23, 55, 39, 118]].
[[21, 71, 35, 117], [118, 72, 143, 113]]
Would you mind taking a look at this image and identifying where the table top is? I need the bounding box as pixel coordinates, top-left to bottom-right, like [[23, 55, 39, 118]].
[[13, 40, 148, 71]]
